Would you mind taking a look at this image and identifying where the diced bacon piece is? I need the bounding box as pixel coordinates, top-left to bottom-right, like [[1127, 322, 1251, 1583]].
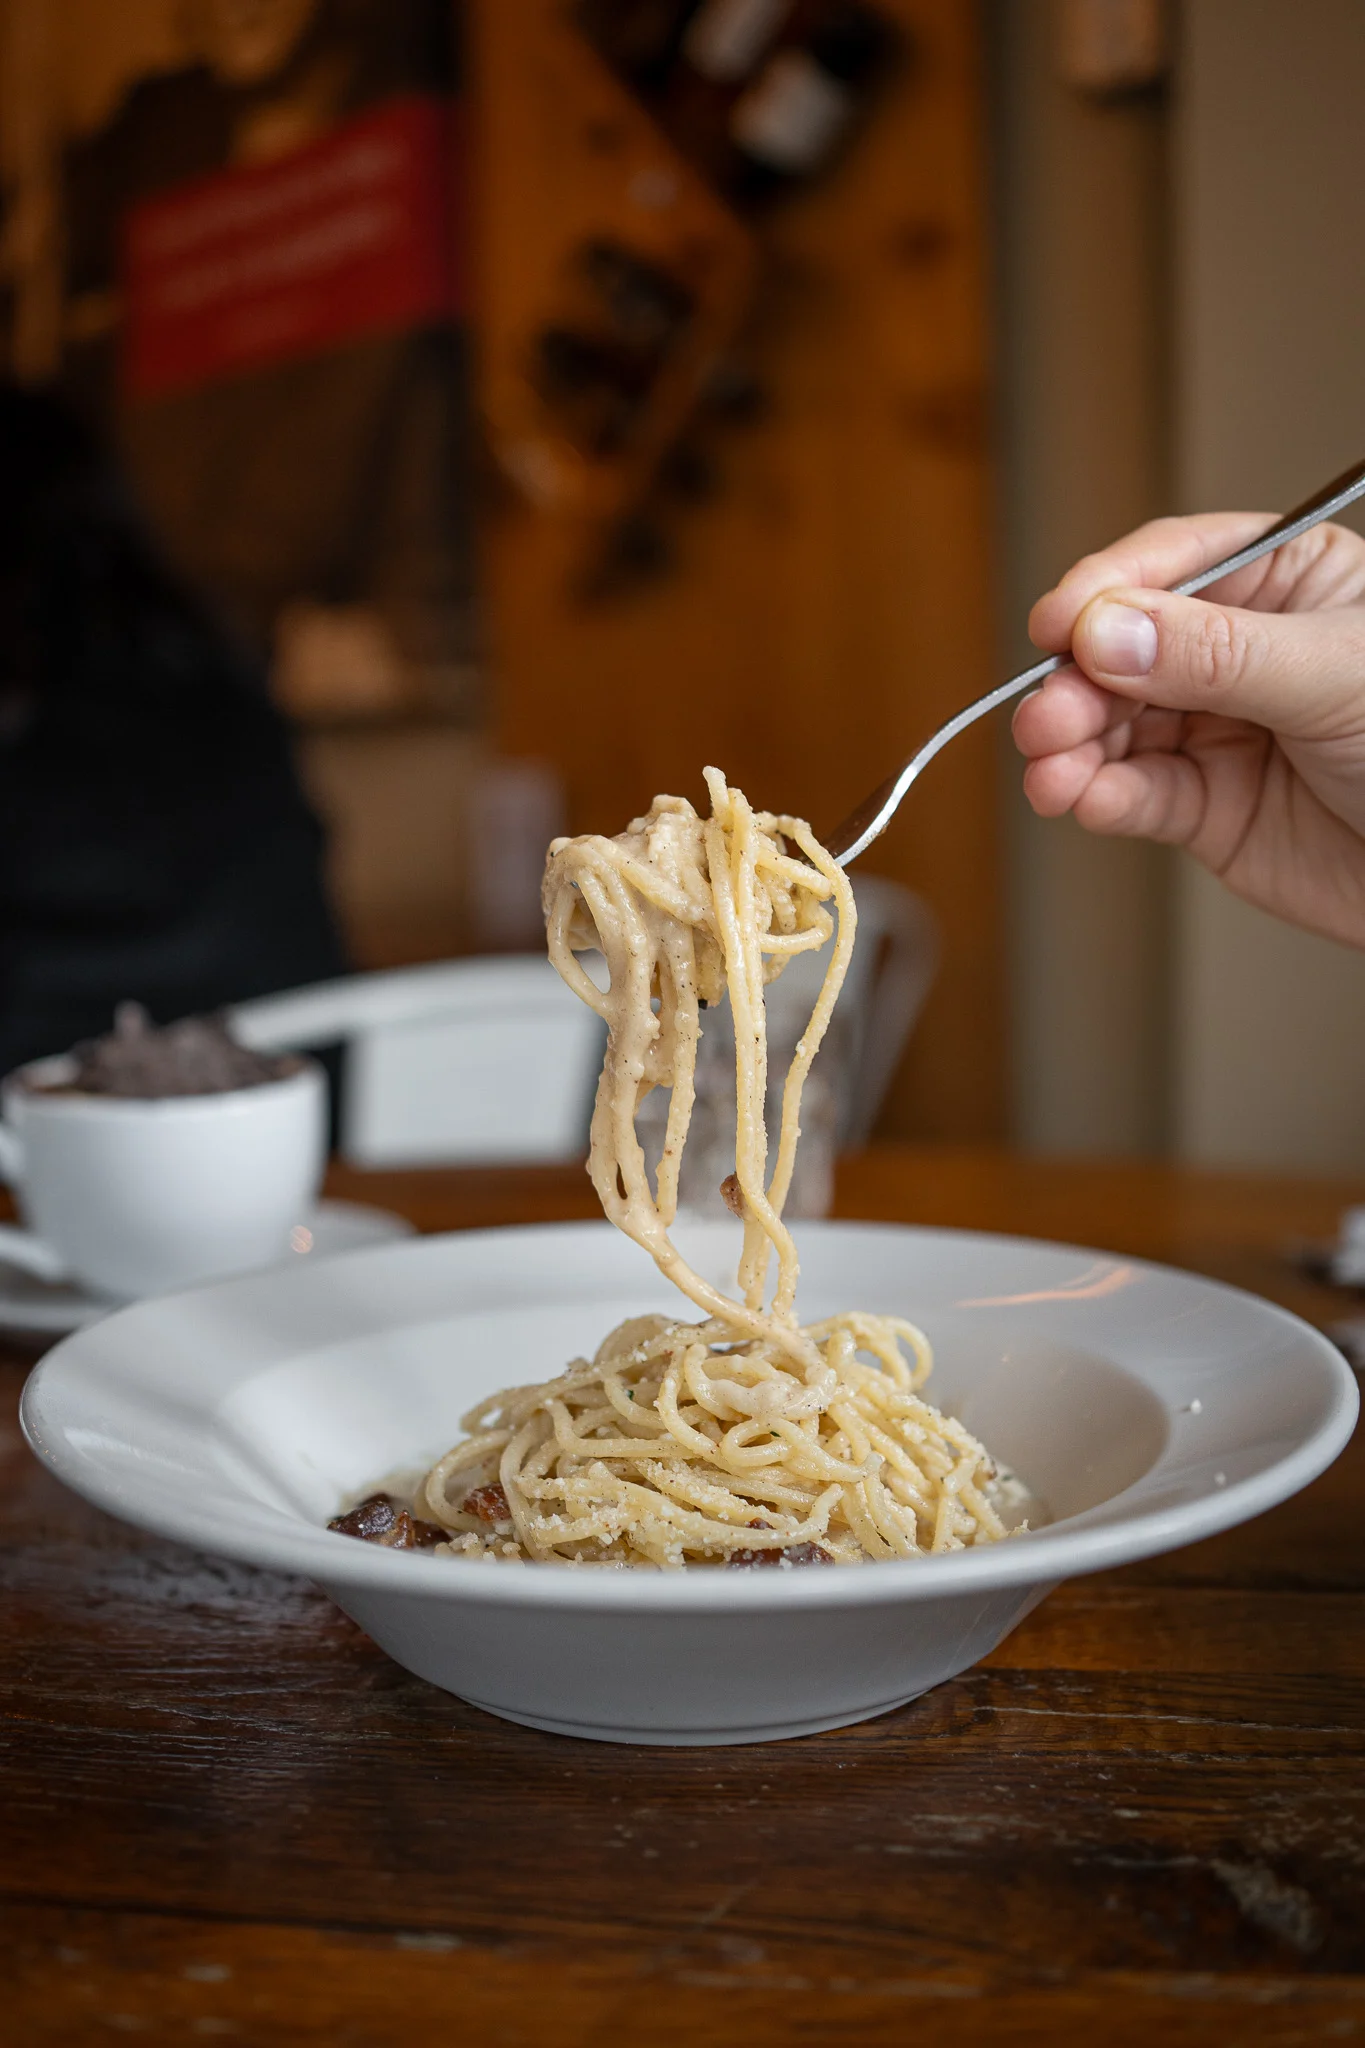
[[727, 1541, 833, 1569], [462, 1481, 513, 1526], [328, 1493, 446, 1549], [329, 1493, 401, 1540]]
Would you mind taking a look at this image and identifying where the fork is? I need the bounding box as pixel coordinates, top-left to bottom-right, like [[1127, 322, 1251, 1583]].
[[824, 454, 1365, 867]]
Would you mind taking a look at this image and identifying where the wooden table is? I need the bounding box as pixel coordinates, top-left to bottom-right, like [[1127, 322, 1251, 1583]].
[[3, 1146, 1363, 2045]]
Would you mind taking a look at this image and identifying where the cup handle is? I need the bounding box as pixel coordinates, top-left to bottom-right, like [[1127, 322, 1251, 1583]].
[[0, 1123, 67, 1279], [0, 1222, 66, 1281]]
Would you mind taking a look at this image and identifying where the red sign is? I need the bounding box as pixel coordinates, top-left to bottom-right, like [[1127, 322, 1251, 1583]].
[[122, 96, 462, 400]]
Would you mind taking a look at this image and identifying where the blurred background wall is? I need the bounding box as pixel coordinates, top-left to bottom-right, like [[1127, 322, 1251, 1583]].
[[1171, 0, 1365, 1170], [0, 0, 1009, 1142], [475, 0, 1005, 1144], [4, 0, 1365, 1170], [989, 0, 1173, 1159], [994, 0, 1365, 1171]]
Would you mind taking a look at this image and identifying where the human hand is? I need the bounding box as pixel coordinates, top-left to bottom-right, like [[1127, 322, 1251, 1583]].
[[1013, 514, 1365, 946]]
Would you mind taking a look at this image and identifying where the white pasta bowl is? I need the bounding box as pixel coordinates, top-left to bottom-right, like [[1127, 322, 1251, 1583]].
[[20, 1220, 1357, 1747]]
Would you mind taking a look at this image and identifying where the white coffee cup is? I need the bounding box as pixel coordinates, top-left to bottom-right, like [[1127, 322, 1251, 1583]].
[[0, 1054, 327, 1300]]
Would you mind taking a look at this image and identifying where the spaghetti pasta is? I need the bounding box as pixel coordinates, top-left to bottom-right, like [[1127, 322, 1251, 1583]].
[[409, 770, 1024, 1569]]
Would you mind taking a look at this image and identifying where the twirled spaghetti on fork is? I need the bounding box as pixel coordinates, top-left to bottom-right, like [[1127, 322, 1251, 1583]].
[[403, 770, 1024, 1568]]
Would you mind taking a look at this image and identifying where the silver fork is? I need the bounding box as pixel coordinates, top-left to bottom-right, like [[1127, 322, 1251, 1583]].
[[825, 454, 1365, 867]]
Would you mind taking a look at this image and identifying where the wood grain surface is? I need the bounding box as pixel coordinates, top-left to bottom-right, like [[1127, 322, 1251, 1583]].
[[2, 1147, 1363, 2044], [475, 0, 1006, 1144]]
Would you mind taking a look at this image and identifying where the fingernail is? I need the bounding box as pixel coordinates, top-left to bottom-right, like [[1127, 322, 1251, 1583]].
[[1089, 602, 1157, 677]]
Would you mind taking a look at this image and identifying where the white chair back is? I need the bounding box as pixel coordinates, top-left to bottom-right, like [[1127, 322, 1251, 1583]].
[[228, 879, 932, 1169], [230, 958, 603, 1168]]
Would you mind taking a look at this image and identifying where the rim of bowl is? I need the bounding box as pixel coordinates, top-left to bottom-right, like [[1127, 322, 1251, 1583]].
[[19, 1222, 1360, 1612]]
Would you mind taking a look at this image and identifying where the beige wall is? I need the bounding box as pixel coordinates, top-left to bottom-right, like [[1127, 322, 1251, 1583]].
[[1172, 0, 1365, 1170], [989, 0, 1174, 1155], [995, 0, 1365, 1171]]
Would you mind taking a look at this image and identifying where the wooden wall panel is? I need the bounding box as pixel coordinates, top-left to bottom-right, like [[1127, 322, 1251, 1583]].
[[471, 0, 1004, 1141]]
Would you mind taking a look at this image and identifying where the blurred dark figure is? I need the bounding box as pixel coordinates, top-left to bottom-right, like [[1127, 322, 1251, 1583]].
[[0, 381, 346, 1076]]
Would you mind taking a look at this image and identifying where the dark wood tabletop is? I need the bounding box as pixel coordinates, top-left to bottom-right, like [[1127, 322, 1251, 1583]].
[[4, 1145, 1363, 2045]]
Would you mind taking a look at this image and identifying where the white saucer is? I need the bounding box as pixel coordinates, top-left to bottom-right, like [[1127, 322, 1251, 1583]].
[[0, 1199, 415, 1337]]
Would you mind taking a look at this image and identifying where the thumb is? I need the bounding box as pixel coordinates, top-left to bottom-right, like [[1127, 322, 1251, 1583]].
[[1070, 586, 1365, 741]]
